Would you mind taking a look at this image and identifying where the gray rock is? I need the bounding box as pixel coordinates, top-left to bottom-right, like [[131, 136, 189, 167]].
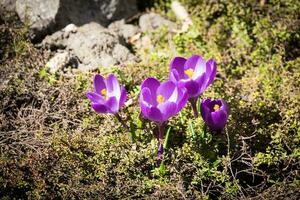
[[46, 51, 75, 74], [0, 0, 16, 12], [42, 22, 136, 72], [108, 19, 139, 42], [40, 23, 79, 50], [112, 44, 134, 63], [139, 12, 176, 32], [16, 0, 137, 41], [16, 0, 60, 41]]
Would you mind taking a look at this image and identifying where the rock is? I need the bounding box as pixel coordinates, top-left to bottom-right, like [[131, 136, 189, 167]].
[[45, 51, 77, 74], [139, 12, 176, 32], [0, 0, 16, 12], [108, 19, 139, 42], [42, 22, 136, 72], [134, 35, 153, 51], [112, 44, 136, 63], [171, 1, 193, 32], [16, 0, 60, 41], [16, 0, 138, 42], [63, 24, 77, 35], [40, 23, 79, 50]]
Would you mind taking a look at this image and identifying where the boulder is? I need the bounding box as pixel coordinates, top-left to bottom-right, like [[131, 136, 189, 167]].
[[108, 19, 139, 42], [16, 0, 138, 41], [171, 1, 193, 32], [46, 51, 78, 74], [0, 0, 16, 12], [139, 12, 176, 32], [16, 0, 60, 41], [42, 22, 136, 72]]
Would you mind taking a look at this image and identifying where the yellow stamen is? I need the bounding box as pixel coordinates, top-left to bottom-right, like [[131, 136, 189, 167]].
[[213, 104, 220, 111], [184, 68, 194, 79], [101, 89, 107, 96], [156, 95, 165, 104]]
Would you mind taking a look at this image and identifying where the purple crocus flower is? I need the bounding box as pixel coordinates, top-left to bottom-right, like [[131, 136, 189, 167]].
[[200, 98, 229, 131], [139, 77, 188, 123], [86, 74, 127, 114], [139, 77, 188, 166], [169, 55, 217, 117], [169, 55, 217, 97]]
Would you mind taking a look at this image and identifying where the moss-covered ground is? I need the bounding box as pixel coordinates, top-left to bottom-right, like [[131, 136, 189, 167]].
[[0, 0, 299, 199]]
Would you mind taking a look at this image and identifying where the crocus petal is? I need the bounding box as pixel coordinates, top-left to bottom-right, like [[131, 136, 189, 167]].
[[105, 96, 119, 114], [205, 59, 217, 87], [220, 99, 229, 113], [147, 107, 163, 122], [169, 69, 180, 83], [205, 60, 212, 80], [200, 101, 214, 127], [180, 80, 199, 97], [200, 98, 212, 120], [202, 98, 212, 107], [94, 74, 106, 94], [211, 110, 228, 130], [185, 55, 206, 71], [200, 101, 208, 120], [194, 73, 207, 95], [141, 78, 160, 103], [141, 77, 160, 90], [176, 88, 188, 112], [168, 86, 179, 102], [119, 87, 127, 107], [140, 100, 151, 118], [170, 57, 186, 79], [92, 103, 108, 113], [140, 87, 156, 105], [158, 101, 177, 121], [106, 74, 121, 99], [157, 81, 176, 100], [86, 92, 105, 104]]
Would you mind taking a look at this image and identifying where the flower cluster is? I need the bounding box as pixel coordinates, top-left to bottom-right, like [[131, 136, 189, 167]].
[[86, 54, 229, 166], [138, 55, 229, 131]]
